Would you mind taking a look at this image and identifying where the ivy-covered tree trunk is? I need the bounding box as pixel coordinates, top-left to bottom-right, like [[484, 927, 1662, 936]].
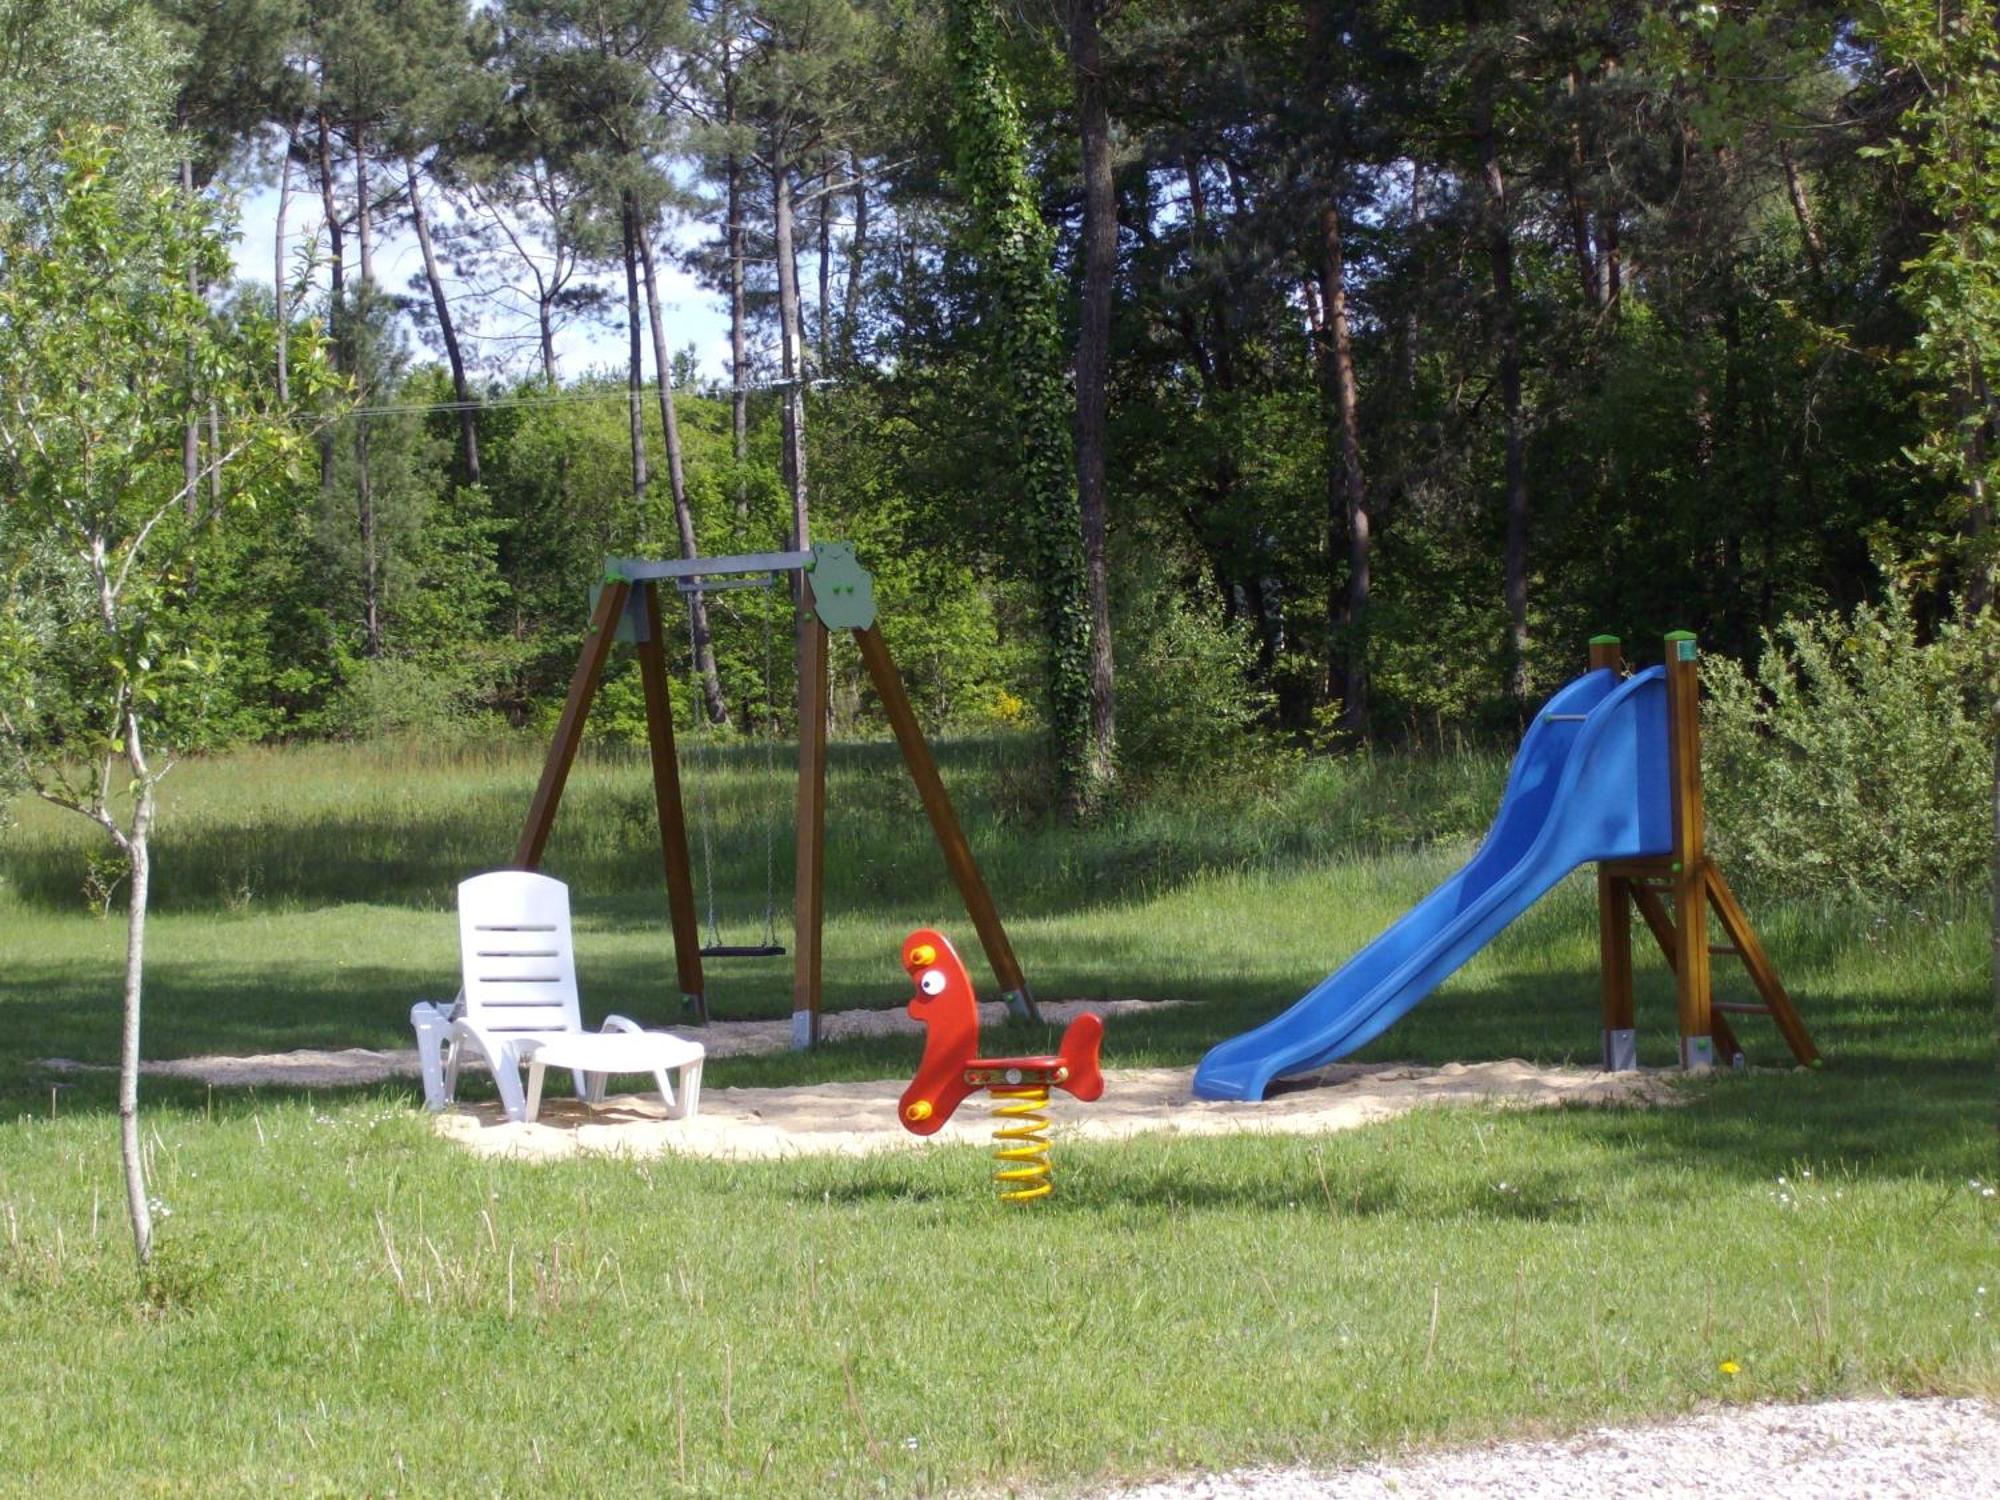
[[948, 0, 1097, 819], [1069, 0, 1119, 801]]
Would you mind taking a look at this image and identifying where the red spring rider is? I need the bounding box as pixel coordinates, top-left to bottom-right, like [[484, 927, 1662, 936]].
[[896, 928, 1105, 1202]]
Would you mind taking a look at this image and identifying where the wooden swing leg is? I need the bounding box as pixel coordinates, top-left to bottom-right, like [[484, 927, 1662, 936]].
[[792, 587, 829, 1050], [636, 582, 709, 1023], [853, 623, 1036, 1023], [516, 580, 629, 869]]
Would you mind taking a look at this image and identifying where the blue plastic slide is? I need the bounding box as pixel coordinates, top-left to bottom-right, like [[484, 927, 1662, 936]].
[[1192, 666, 1676, 1101]]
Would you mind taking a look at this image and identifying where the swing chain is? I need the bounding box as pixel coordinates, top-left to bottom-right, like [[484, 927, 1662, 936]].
[[686, 598, 723, 951]]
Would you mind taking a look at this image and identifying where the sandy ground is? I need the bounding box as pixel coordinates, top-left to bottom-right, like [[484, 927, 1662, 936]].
[[434, 1056, 1669, 1161], [1096, 1397, 2000, 1499], [37, 997, 1672, 1161]]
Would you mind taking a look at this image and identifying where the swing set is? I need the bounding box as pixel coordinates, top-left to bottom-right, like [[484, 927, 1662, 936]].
[[510, 541, 1038, 1048]]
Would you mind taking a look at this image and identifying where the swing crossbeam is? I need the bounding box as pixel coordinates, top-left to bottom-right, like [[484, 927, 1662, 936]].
[[674, 575, 778, 595], [609, 549, 813, 581], [511, 541, 1037, 1048]]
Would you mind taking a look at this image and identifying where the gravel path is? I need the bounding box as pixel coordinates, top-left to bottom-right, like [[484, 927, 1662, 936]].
[[1100, 1398, 2000, 1499]]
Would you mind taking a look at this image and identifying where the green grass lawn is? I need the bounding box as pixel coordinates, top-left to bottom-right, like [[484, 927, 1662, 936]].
[[0, 736, 1994, 1497]]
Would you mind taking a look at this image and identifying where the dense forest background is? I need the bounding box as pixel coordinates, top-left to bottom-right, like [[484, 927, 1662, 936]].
[[2, 0, 1996, 811]]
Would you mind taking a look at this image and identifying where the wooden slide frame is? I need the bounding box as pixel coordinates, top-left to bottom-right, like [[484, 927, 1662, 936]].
[[1590, 633, 1819, 1072], [511, 542, 1035, 1048]]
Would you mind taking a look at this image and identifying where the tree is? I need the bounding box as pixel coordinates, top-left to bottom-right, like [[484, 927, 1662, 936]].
[[1861, 0, 2000, 1049], [0, 139, 328, 1263], [1067, 0, 1120, 795], [947, 0, 1097, 815]]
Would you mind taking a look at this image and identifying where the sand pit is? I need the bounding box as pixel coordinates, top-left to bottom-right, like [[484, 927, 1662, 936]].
[[36, 997, 1182, 1089], [37, 998, 1675, 1160], [432, 1059, 1674, 1162]]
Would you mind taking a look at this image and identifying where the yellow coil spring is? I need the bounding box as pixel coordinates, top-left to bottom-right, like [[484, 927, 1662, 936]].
[[989, 1084, 1053, 1203]]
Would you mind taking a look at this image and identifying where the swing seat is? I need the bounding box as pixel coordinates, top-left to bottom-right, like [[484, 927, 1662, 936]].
[[699, 943, 787, 959]]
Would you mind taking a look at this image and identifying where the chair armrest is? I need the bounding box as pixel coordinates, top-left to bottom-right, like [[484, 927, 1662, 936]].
[[600, 1014, 646, 1035]]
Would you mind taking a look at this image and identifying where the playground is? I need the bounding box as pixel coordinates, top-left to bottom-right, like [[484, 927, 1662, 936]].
[[0, 643, 1993, 1495]]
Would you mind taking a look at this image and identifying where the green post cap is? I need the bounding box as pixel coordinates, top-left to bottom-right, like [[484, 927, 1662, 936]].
[[1588, 633, 1621, 645], [808, 541, 876, 630], [1665, 629, 1697, 662], [1663, 630, 1697, 641]]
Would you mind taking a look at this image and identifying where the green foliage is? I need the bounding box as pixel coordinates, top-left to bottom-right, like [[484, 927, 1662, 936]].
[[328, 656, 494, 741], [0, 0, 179, 216], [1863, 0, 2000, 595], [1704, 591, 1996, 900], [0, 135, 330, 789], [1113, 576, 1272, 794]]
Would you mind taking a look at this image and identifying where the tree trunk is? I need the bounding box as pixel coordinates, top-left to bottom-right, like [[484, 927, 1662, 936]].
[[773, 155, 809, 552], [1303, 0, 1372, 731], [726, 152, 749, 513], [354, 134, 379, 657], [1475, 89, 1530, 705], [621, 195, 650, 534], [275, 133, 293, 405], [355, 133, 372, 281], [1967, 363, 1995, 613], [117, 759, 155, 1267], [816, 169, 832, 373], [1779, 142, 1827, 284], [842, 148, 867, 365], [1318, 200, 1370, 734], [1563, 64, 1602, 310], [179, 155, 200, 514], [406, 159, 480, 486], [1070, 0, 1118, 800], [314, 109, 342, 496], [636, 214, 729, 724]]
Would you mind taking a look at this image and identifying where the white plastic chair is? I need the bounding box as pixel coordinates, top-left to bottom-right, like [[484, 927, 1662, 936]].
[[440, 871, 705, 1124]]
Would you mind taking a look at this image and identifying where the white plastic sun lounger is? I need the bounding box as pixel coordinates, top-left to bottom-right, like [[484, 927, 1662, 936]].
[[432, 870, 705, 1124]]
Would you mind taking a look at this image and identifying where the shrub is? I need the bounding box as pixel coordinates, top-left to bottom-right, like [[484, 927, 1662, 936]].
[[1114, 584, 1275, 795], [329, 656, 491, 741], [1703, 591, 1995, 900]]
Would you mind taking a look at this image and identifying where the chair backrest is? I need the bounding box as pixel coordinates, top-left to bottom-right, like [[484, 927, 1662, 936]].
[[457, 871, 583, 1038]]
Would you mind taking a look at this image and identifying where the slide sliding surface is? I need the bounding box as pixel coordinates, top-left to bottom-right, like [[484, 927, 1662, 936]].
[[1192, 667, 1673, 1102]]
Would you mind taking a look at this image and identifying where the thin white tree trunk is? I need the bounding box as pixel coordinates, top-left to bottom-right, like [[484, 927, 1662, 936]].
[[117, 748, 155, 1266]]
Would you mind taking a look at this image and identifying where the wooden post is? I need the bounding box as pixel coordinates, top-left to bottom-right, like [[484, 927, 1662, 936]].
[[853, 623, 1036, 1020], [635, 582, 708, 1022], [792, 579, 830, 1049], [1630, 880, 1744, 1070], [1663, 630, 1713, 1070], [1589, 635, 1637, 1070], [515, 579, 629, 869]]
